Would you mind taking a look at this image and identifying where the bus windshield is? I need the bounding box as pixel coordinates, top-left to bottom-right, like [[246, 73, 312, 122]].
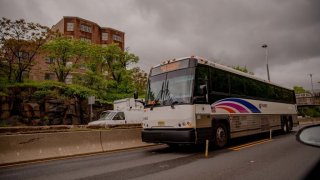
[[146, 68, 194, 106]]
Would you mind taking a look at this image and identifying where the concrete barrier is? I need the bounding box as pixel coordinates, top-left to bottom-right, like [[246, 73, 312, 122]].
[[101, 128, 149, 151], [0, 131, 102, 165], [0, 128, 152, 166]]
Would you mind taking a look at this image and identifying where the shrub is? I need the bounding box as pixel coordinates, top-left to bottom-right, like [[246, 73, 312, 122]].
[[62, 84, 96, 99]]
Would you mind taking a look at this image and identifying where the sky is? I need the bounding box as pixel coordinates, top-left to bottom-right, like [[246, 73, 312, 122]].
[[1, 0, 319, 90]]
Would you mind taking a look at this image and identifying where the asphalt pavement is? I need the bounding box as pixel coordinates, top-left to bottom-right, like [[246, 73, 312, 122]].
[[0, 124, 319, 180]]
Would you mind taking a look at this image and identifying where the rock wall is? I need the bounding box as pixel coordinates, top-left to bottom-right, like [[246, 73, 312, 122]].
[[0, 87, 112, 126]]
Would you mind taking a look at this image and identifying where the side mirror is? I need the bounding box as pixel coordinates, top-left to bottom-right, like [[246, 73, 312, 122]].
[[134, 91, 138, 99], [296, 124, 320, 148]]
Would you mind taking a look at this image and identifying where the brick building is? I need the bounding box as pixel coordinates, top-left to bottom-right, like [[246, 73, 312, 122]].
[[29, 16, 125, 82]]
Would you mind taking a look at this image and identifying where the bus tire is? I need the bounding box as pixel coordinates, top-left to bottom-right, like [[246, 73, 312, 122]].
[[213, 123, 228, 148], [281, 119, 289, 134], [287, 119, 293, 132]]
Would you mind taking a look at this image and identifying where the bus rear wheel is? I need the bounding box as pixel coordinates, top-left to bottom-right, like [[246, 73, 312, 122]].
[[213, 123, 228, 148], [282, 120, 289, 133]]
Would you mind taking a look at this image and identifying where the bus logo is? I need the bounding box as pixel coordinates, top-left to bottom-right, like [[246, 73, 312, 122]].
[[211, 98, 261, 114]]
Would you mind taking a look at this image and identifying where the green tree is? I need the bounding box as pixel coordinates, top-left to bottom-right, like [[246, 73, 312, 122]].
[[233, 65, 254, 75], [0, 17, 50, 82], [42, 37, 90, 82], [293, 86, 306, 94], [104, 45, 139, 84], [85, 43, 109, 75], [130, 67, 148, 95], [73, 43, 141, 101]]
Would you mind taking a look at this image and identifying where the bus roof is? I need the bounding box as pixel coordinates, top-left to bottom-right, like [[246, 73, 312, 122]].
[[153, 56, 293, 91]]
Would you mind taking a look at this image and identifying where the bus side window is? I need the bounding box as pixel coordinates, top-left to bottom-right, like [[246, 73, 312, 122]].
[[211, 68, 229, 94], [194, 66, 209, 102]]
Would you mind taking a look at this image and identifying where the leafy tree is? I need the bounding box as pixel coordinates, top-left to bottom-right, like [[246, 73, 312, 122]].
[[293, 86, 307, 94], [104, 45, 139, 84], [130, 67, 148, 95], [85, 43, 109, 75], [0, 17, 51, 82], [233, 65, 254, 75], [42, 37, 90, 82], [73, 43, 141, 101]]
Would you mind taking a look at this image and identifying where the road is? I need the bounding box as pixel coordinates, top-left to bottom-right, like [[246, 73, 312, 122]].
[[0, 125, 319, 180]]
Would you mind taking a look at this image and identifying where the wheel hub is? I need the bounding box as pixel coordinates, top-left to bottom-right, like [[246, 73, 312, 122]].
[[216, 127, 226, 141]]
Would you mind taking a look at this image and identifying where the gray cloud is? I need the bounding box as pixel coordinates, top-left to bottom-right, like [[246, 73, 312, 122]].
[[0, 0, 319, 90]]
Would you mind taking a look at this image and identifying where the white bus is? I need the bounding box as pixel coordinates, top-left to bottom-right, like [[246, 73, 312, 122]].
[[141, 56, 298, 148]]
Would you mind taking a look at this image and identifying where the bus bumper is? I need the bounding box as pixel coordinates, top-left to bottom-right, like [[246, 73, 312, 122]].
[[141, 128, 196, 144]]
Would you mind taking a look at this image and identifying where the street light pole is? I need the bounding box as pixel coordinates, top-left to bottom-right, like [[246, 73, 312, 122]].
[[262, 44, 270, 81], [310, 73, 314, 95]]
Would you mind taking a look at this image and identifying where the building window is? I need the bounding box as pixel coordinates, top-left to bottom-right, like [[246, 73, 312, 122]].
[[22, 70, 29, 79], [102, 32, 108, 41], [80, 37, 91, 43], [66, 61, 73, 68], [45, 73, 55, 80], [17, 51, 29, 58], [67, 23, 74, 31], [113, 34, 122, 42], [65, 74, 73, 84], [80, 24, 92, 33], [46, 57, 55, 64]]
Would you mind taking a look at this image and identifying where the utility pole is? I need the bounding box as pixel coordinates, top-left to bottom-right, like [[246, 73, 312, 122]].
[[262, 44, 270, 81], [309, 74, 314, 95]]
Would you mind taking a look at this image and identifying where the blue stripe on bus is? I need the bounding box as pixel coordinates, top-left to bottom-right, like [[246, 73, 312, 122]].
[[215, 98, 261, 113]]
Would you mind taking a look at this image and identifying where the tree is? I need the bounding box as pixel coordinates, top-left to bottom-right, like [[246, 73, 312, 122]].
[[293, 86, 307, 94], [130, 67, 148, 95], [85, 43, 109, 75], [42, 37, 90, 82], [0, 17, 50, 82], [233, 65, 254, 75], [104, 45, 139, 84], [72, 43, 141, 100]]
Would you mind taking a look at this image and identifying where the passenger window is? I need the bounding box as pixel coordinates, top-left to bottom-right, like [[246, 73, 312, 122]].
[[211, 68, 229, 94], [245, 79, 258, 97], [113, 112, 125, 120], [118, 112, 125, 120], [230, 74, 245, 96]]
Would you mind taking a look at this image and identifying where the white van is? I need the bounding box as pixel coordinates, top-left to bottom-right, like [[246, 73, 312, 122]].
[[88, 110, 143, 128]]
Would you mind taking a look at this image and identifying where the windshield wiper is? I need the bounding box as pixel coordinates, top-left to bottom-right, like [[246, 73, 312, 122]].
[[170, 100, 179, 109], [150, 81, 165, 110]]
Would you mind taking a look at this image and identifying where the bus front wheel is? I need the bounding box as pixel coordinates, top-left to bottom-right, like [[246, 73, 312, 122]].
[[213, 123, 228, 148]]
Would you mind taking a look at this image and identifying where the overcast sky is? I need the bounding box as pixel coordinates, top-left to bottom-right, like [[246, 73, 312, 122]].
[[1, 0, 319, 90]]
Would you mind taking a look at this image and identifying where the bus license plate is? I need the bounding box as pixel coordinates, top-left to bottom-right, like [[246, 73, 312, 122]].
[[158, 121, 165, 126]]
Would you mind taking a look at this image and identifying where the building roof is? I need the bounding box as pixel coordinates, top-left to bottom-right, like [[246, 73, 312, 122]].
[[53, 16, 125, 34]]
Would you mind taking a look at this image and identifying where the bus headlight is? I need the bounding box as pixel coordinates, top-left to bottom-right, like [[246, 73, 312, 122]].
[[178, 121, 192, 128], [142, 123, 149, 128]]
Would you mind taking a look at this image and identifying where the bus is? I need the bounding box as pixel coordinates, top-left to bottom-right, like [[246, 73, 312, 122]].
[[141, 56, 298, 148]]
